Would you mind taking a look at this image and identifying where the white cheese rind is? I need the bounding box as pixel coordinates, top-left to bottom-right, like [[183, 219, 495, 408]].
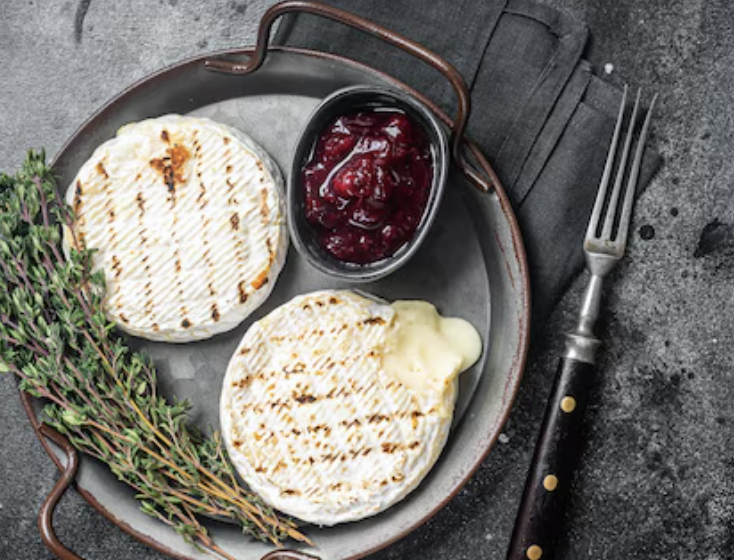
[[65, 115, 287, 342], [221, 290, 460, 526]]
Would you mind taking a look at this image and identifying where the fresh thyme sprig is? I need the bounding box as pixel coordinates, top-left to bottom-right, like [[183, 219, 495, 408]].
[[0, 151, 310, 556]]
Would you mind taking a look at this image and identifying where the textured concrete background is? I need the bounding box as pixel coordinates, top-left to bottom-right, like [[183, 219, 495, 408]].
[[1, 0, 733, 559]]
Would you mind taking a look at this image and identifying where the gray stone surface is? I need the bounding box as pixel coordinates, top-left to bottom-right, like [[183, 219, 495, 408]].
[[1, 0, 732, 559]]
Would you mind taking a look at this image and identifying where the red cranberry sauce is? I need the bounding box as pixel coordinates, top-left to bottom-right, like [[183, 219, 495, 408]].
[[302, 109, 433, 264]]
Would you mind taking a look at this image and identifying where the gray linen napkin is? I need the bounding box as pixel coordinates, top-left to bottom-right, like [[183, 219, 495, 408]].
[[276, 0, 661, 324]]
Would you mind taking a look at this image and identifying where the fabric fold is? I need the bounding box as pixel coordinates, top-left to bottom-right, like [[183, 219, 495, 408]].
[[487, 0, 589, 194], [275, 0, 508, 115], [512, 61, 593, 205]]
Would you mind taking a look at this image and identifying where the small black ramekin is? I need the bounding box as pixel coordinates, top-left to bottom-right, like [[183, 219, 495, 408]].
[[287, 85, 449, 282]]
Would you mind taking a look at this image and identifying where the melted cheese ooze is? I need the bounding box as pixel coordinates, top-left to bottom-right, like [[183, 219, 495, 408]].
[[383, 301, 482, 398]]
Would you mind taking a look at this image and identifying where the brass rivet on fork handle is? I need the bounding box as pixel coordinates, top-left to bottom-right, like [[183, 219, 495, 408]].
[[506, 86, 657, 560]]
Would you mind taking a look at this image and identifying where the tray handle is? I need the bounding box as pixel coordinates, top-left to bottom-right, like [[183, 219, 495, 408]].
[[37, 424, 86, 560], [34, 426, 320, 560], [205, 0, 493, 193], [261, 551, 322, 560]]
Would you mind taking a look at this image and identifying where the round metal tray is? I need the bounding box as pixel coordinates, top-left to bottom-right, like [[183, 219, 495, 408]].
[[20, 5, 530, 560]]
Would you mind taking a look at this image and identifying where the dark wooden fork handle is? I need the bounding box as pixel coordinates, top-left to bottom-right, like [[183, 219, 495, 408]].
[[506, 356, 596, 560]]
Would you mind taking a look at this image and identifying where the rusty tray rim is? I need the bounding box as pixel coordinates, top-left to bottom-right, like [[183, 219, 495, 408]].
[[18, 43, 531, 560]]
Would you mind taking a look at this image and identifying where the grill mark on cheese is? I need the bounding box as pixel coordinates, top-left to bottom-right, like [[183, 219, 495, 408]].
[[232, 376, 251, 389], [191, 148, 220, 327], [98, 170, 123, 313], [283, 362, 306, 375], [332, 339, 398, 490], [139, 178, 156, 327], [74, 181, 84, 212], [204, 139, 252, 309], [259, 188, 269, 223], [381, 442, 400, 454], [143, 280, 154, 312], [198, 183, 209, 209], [268, 399, 290, 410], [225, 176, 248, 272], [230, 213, 240, 231], [167, 146, 193, 332], [371, 359, 415, 465], [251, 270, 269, 290], [111, 255, 122, 278], [136, 192, 145, 215], [171, 224, 189, 330], [266, 238, 276, 266], [96, 162, 108, 179], [150, 144, 191, 200], [127, 169, 160, 332]]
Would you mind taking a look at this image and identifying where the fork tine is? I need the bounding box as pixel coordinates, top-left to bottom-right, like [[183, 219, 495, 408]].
[[616, 93, 658, 250], [601, 89, 642, 240], [586, 85, 628, 241]]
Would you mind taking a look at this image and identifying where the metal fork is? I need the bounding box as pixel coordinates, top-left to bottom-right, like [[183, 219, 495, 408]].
[[507, 86, 657, 560]]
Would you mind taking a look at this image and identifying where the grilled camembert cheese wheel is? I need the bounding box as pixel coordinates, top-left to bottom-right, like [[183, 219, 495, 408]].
[[221, 290, 482, 525], [65, 115, 287, 342]]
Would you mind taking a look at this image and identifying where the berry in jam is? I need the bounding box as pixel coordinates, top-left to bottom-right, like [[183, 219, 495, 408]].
[[302, 110, 433, 264]]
